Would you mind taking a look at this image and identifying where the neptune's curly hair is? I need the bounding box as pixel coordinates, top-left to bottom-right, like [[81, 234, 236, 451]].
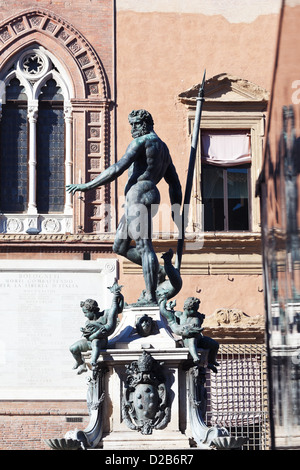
[[128, 109, 154, 131]]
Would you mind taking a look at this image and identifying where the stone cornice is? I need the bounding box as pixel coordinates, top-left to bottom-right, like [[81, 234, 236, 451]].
[[0, 233, 115, 252], [179, 73, 269, 108], [0, 232, 262, 255]]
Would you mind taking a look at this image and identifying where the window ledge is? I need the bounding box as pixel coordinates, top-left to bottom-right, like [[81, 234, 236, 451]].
[[201, 231, 261, 242]]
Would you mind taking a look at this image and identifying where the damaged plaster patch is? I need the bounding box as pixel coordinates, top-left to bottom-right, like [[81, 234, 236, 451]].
[[117, 0, 282, 24]]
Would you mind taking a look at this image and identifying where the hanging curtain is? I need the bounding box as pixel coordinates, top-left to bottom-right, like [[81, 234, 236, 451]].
[[201, 130, 251, 166]]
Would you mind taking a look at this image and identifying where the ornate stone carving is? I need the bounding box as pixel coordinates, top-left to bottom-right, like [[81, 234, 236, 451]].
[[51, 363, 108, 450], [45, 21, 57, 33], [89, 111, 101, 122], [179, 73, 269, 106], [12, 21, 26, 33], [205, 308, 264, 327], [122, 351, 171, 435], [78, 53, 90, 66], [6, 218, 23, 233], [88, 84, 99, 95], [43, 218, 61, 233], [89, 143, 100, 153], [0, 28, 11, 42], [85, 68, 96, 80], [135, 314, 157, 337], [20, 50, 48, 80], [68, 40, 81, 54], [90, 127, 100, 138], [45, 437, 83, 450], [0, 8, 107, 98], [186, 364, 244, 449], [28, 16, 43, 28], [57, 29, 70, 42]]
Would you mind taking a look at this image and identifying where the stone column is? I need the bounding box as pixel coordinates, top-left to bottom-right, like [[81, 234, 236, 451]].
[[0, 103, 3, 232], [27, 102, 38, 215], [64, 103, 73, 215]]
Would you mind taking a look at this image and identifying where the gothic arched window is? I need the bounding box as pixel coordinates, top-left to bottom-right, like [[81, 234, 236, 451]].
[[0, 46, 73, 234]]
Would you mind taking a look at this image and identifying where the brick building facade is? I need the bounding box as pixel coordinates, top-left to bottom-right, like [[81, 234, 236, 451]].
[[0, 1, 284, 450], [0, 0, 115, 450]]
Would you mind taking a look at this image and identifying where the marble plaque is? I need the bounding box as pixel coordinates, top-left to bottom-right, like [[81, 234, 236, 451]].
[[0, 259, 118, 399]]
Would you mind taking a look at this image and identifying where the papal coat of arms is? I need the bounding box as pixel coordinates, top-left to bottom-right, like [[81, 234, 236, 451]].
[[122, 351, 170, 435]]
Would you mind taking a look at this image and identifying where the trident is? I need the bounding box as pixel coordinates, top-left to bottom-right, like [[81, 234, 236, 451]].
[[175, 70, 206, 271]]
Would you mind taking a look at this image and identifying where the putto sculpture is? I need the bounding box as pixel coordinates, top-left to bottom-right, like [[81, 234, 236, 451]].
[[69, 279, 124, 375], [159, 296, 219, 372], [67, 109, 182, 305]]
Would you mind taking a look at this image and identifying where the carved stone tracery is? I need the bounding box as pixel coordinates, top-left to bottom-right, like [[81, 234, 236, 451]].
[[0, 8, 108, 99]]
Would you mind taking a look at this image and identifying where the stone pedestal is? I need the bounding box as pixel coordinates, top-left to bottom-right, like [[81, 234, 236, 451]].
[[80, 306, 211, 450], [108, 305, 179, 350], [46, 306, 244, 451], [98, 348, 193, 450]]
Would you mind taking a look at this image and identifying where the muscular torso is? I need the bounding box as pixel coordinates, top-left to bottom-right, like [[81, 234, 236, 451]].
[[125, 131, 171, 194]]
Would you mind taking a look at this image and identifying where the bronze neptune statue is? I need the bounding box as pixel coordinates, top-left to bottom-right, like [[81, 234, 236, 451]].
[[67, 110, 182, 305]]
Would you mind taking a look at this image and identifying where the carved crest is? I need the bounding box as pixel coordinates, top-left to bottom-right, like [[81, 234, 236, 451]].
[[122, 351, 170, 435]]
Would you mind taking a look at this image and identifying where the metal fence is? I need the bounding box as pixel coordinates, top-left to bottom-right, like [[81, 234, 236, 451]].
[[205, 344, 269, 450]]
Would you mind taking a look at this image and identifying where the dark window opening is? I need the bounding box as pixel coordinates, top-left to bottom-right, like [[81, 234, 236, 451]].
[[202, 165, 250, 231], [36, 79, 65, 214], [0, 78, 28, 212]]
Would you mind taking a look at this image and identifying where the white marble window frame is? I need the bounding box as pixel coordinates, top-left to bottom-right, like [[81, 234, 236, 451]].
[[0, 46, 74, 234]]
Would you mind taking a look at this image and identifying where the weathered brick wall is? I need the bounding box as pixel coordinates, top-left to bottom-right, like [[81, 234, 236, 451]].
[[0, 0, 113, 90], [0, 2, 113, 451], [0, 401, 89, 450], [0, 1, 113, 451]]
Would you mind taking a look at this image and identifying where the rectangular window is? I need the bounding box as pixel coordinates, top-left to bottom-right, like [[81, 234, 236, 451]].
[[202, 165, 250, 231], [201, 130, 251, 232]]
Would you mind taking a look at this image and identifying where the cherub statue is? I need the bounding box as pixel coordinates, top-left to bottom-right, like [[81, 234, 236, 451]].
[[70, 279, 124, 374], [159, 296, 219, 372]]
